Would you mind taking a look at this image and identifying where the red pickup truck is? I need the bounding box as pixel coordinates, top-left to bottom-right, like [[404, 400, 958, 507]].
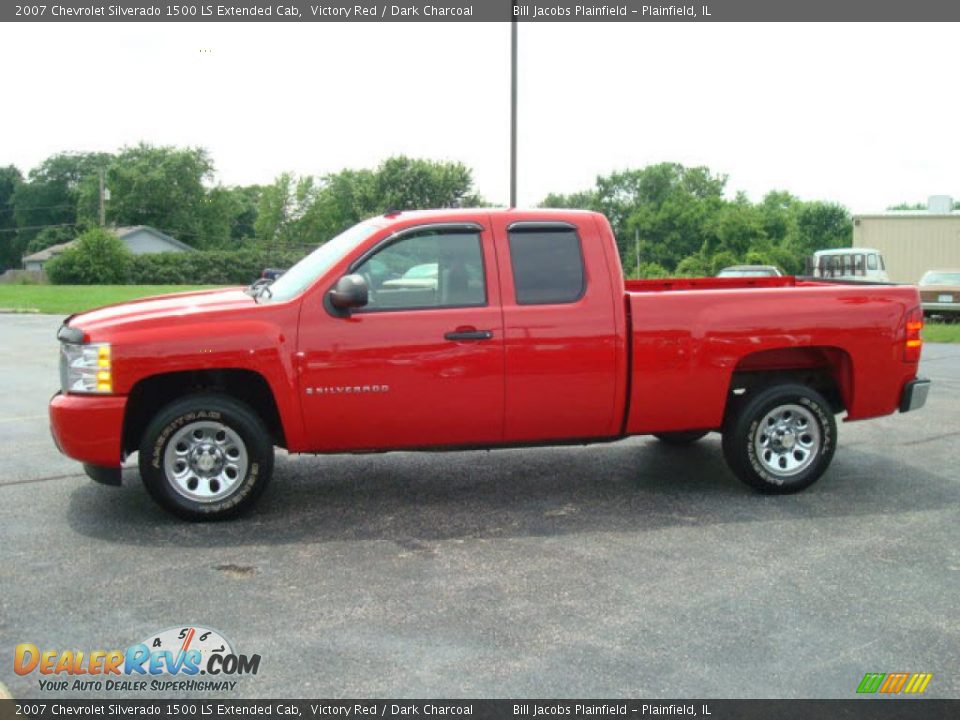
[[50, 209, 930, 520]]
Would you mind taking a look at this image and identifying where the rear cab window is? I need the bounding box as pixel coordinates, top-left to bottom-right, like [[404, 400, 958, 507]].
[[507, 225, 585, 304]]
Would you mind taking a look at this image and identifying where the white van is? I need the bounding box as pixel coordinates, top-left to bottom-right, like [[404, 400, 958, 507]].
[[807, 248, 889, 282]]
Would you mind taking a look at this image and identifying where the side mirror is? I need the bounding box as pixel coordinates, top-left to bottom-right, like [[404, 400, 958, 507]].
[[329, 274, 368, 311]]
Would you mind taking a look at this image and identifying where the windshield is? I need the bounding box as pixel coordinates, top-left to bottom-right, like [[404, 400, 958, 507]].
[[920, 271, 960, 286], [266, 220, 382, 302]]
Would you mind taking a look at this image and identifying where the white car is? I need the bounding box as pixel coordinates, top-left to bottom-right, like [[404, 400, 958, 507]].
[[381, 263, 438, 289], [809, 248, 889, 282], [717, 265, 783, 278]]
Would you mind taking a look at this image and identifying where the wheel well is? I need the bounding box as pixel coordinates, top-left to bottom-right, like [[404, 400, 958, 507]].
[[725, 347, 852, 422], [123, 369, 286, 456]]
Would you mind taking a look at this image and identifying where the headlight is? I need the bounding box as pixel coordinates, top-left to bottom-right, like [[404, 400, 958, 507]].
[[60, 342, 112, 394]]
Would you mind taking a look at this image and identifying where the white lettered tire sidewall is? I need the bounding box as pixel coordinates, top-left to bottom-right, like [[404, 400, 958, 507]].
[[138, 394, 274, 520], [723, 384, 837, 494]]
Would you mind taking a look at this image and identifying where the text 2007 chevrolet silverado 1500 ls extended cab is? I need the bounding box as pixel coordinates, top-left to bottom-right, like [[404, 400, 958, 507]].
[[50, 209, 930, 520]]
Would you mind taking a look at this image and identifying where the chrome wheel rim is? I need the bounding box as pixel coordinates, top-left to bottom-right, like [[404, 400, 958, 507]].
[[753, 403, 820, 478], [163, 421, 248, 503]]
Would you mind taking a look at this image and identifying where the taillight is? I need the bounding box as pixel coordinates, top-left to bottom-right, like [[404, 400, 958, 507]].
[[904, 307, 923, 363]]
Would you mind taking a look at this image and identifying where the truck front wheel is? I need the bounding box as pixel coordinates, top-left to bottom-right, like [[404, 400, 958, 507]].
[[138, 394, 274, 520], [722, 383, 836, 494]]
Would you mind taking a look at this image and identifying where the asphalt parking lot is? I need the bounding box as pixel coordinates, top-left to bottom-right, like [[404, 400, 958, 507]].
[[0, 313, 958, 699]]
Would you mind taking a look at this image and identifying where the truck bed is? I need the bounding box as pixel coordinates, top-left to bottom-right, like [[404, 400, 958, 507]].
[[623, 278, 921, 435]]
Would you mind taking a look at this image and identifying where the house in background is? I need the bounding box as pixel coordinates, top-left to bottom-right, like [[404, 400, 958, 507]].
[[21, 225, 193, 274]]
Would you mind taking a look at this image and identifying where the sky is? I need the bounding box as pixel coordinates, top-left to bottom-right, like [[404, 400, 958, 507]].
[[1, 21, 958, 212]]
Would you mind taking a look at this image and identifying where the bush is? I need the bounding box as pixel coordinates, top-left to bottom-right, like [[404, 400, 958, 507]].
[[126, 248, 308, 285], [675, 255, 711, 277], [46, 228, 133, 285], [47, 240, 310, 286]]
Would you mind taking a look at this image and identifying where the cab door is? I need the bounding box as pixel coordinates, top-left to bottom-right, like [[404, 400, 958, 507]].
[[491, 216, 623, 442], [296, 221, 505, 452]]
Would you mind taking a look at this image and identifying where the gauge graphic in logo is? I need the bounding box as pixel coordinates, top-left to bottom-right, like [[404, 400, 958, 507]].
[[139, 626, 233, 670]]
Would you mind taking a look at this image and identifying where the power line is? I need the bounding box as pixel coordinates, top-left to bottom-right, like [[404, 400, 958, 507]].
[[0, 203, 77, 216]]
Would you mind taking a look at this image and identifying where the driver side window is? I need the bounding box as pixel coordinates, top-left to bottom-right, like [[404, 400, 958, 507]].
[[354, 230, 486, 311]]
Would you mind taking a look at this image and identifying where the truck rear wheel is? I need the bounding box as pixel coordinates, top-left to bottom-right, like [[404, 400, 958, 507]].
[[722, 383, 836, 494], [653, 431, 709, 445], [138, 394, 274, 521]]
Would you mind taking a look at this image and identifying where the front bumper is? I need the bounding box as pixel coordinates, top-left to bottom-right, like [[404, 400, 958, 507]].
[[49, 391, 127, 467], [900, 378, 931, 413]]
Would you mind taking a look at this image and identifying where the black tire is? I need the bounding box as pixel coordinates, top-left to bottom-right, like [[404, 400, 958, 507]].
[[653, 431, 709, 445], [722, 383, 836, 494], [138, 393, 274, 521]]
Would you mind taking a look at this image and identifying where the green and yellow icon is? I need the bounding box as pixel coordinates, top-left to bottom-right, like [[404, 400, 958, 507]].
[[857, 672, 933, 694]]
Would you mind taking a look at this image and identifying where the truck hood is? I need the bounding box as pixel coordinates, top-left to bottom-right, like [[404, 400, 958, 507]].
[[67, 288, 256, 337]]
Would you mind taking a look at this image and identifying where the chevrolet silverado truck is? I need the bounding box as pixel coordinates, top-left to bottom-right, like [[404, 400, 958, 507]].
[[50, 209, 931, 520]]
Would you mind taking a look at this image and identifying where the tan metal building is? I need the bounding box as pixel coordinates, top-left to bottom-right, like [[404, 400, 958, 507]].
[[853, 196, 960, 283]]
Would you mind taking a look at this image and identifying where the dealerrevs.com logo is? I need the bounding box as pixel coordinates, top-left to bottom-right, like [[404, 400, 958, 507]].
[[14, 626, 261, 693]]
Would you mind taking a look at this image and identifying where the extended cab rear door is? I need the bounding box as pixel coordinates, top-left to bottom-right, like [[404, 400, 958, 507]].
[[491, 215, 624, 442]]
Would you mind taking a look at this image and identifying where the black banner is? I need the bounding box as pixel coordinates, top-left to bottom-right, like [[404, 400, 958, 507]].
[[2, 700, 960, 720], [4, 0, 960, 23]]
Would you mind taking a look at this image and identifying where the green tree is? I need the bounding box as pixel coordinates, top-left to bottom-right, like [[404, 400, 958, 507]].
[[539, 163, 853, 276], [784, 201, 852, 259], [709, 250, 740, 275], [766, 245, 802, 275], [0, 165, 23, 268], [758, 190, 797, 243], [635, 261, 671, 279], [706, 202, 767, 258], [46, 227, 133, 284], [262, 156, 486, 248], [301, 168, 378, 242], [13, 152, 110, 250], [254, 172, 297, 247], [675, 254, 711, 277], [222, 185, 262, 243], [888, 200, 960, 211], [540, 189, 597, 211], [373, 156, 482, 210], [886, 202, 925, 211], [542, 163, 727, 270], [25, 226, 74, 254], [86, 144, 217, 247]]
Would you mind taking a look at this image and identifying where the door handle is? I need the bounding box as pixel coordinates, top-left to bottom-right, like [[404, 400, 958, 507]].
[[444, 329, 494, 341]]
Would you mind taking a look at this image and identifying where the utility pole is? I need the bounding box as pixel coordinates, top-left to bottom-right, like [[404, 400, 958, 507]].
[[98, 168, 106, 227], [510, 17, 518, 208], [635, 228, 641, 274]]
